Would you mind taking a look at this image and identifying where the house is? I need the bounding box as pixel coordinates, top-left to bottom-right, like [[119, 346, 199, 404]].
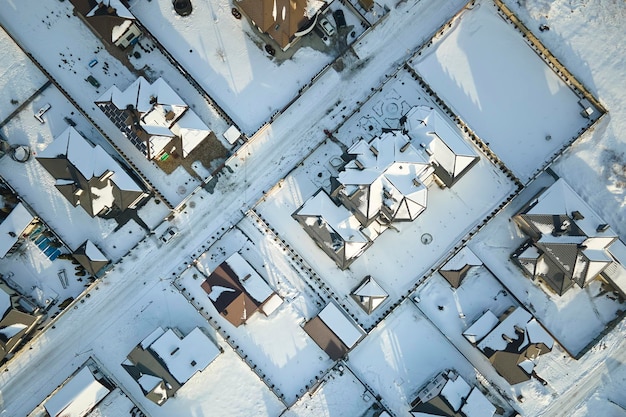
[[350, 275, 388, 314], [293, 190, 372, 270], [512, 178, 626, 297], [35, 360, 112, 417], [303, 302, 365, 360], [463, 307, 553, 385], [438, 247, 483, 289], [410, 370, 496, 417], [404, 106, 479, 188], [0, 281, 41, 363], [70, 0, 142, 49], [201, 253, 282, 327], [123, 327, 220, 405], [0, 202, 38, 258], [96, 77, 212, 162], [73, 240, 109, 277], [331, 131, 433, 227], [294, 108, 478, 270], [235, 0, 326, 51], [36, 127, 148, 218]]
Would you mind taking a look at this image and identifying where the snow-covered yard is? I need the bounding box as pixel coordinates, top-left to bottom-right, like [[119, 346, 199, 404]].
[[282, 363, 380, 417], [468, 171, 624, 357], [411, 1, 600, 183], [347, 300, 502, 417], [128, 0, 367, 135], [254, 70, 516, 329], [175, 226, 332, 405]]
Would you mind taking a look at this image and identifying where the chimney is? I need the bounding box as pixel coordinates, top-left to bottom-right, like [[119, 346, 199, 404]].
[[597, 224, 610, 233], [400, 142, 411, 153], [571, 211, 584, 220], [501, 333, 514, 343], [369, 145, 378, 156], [354, 158, 365, 170]]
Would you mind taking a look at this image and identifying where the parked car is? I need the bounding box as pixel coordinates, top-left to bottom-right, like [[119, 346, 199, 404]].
[[333, 9, 346, 28], [319, 16, 336, 37], [85, 75, 100, 88], [160, 227, 178, 243]]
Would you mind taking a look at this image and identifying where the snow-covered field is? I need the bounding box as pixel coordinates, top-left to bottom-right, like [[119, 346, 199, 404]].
[[411, 1, 599, 183], [0, 0, 625, 416], [0, 27, 48, 123]]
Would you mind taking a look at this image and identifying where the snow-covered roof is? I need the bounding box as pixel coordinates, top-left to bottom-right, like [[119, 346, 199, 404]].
[[97, 77, 210, 159], [37, 127, 144, 217], [318, 303, 365, 349], [260, 293, 283, 316], [86, 0, 135, 20], [44, 367, 110, 417], [351, 276, 388, 314], [477, 307, 532, 352], [440, 373, 470, 411], [405, 106, 478, 183], [224, 252, 273, 304], [84, 240, 108, 262], [149, 328, 220, 384], [463, 310, 498, 344], [297, 190, 369, 259], [223, 125, 241, 145], [460, 387, 496, 417], [0, 202, 34, 258], [441, 246, 482, 271]]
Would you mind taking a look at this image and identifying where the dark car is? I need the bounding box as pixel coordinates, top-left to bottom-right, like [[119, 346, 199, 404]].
[[86, 75, 100, 88], [333, 9, 347, 28]]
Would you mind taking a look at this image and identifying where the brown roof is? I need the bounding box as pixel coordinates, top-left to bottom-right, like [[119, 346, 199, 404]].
[[202, 263, 261, 327], [303, 316, 348, 361], [237, 0, 312, 49], [0, 308, 38, 362], [440, 264, 473, 288], [70, 0, 133, 44]]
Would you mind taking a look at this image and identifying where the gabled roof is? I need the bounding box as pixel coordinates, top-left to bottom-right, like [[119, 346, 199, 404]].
[[304, 302, 365, 360], [350, 276, 388, 314], [467, 308, 553, 385], [0, 203, 34, 258], [237, 0, 322, 49], [201, 258, 264, 327], [37, 127, 145, 217], [44, 366, 110, 417], [337, 131, 432, 224], [96, 77, 210, 159], [405, 106, 479, 187], [73, 240, 109, 276]]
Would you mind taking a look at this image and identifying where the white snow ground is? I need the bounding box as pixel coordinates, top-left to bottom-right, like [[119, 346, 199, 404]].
[[411, 1, 598, 184], [0, 0, 625, 416]]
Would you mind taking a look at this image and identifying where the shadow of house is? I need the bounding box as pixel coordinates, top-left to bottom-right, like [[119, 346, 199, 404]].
[[124, 327, 221, 405], [463, 307, 553, 385], [0, 281, 42, 363], [36, 127, 148, 218], [96, 77, 212, 163], [410, 369, 496, 417], [236, 0, 326, 51], [201, 253, 282, 327], [512, 178, 626, 297], [70, 0, 142, 49]]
